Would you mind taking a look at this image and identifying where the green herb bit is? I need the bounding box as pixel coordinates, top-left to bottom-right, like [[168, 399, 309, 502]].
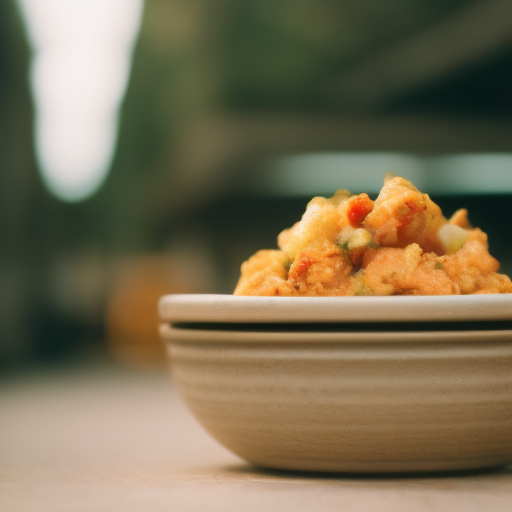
[[335, 239, 349, 251], [355, 283, 372, 296]]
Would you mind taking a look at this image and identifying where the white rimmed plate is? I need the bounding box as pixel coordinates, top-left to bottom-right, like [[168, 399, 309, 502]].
[[158, 293, 512, 324]]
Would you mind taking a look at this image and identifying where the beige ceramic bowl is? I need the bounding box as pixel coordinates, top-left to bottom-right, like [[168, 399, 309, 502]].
[[159, 294, 512, 473]]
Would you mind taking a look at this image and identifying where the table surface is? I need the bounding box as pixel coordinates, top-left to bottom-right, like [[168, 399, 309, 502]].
[[1, 361, 512, 512]]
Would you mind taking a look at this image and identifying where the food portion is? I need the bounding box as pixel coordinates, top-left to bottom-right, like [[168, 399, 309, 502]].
[[234, 175, 512, 296]]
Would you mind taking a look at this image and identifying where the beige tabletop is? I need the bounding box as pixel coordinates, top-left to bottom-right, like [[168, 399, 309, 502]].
[[1, 362, 511, 512]]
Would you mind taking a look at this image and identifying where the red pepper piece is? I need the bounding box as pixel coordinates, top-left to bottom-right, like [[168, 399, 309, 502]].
[[289, 255, 314, 280], [398, 201, 427, 229], [347, 195, 373, 227]]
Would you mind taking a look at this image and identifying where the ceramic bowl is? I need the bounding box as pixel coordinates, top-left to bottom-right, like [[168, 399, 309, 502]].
[[159, 294, 512, 473]]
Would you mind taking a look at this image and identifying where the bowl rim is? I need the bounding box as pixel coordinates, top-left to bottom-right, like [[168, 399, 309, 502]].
[[158, 293, 512, 324]]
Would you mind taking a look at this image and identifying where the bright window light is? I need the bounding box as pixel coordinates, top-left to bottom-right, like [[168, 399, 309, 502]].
[[18, 0, 144, 202], [268, 152, 512, 196], [427, 154, 512, 194], [268, 152, 426, 195]]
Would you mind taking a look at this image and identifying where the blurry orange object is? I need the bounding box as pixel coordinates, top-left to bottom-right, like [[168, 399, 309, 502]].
[[105, 251, 213, 370]]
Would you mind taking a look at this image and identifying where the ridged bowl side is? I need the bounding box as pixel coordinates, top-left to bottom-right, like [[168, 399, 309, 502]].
[[164, 327, 512, 473]]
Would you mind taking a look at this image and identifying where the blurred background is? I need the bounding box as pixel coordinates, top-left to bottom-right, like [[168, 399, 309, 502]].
[[1, 0, 512, 371]]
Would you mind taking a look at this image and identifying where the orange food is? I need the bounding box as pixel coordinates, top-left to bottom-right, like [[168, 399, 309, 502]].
[[234, 175, 512, 296]]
